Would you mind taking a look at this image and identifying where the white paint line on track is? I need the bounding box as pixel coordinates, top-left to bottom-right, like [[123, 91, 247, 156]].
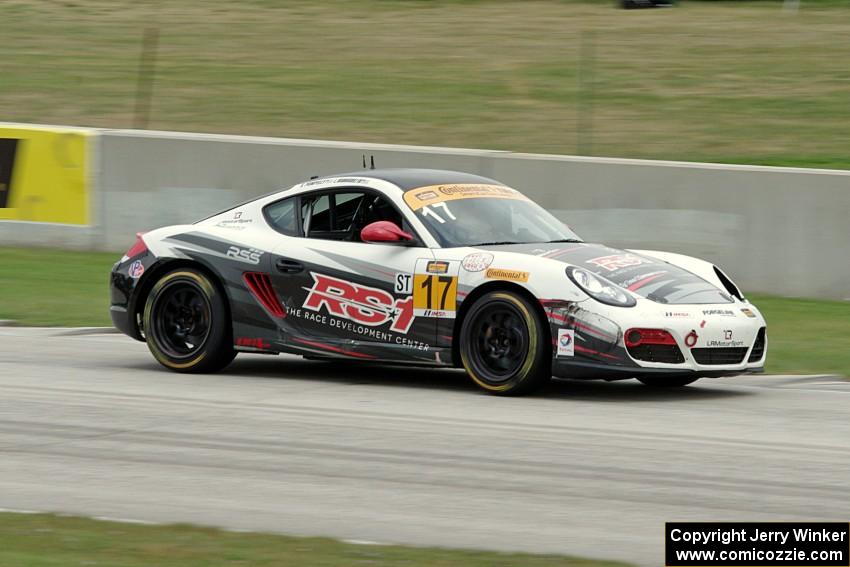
[[0, 507, 43, 515], [92, 516, 160, 525]]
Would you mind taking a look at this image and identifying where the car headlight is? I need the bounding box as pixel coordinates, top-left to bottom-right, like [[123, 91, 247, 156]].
[[566, 267, 636, 307]]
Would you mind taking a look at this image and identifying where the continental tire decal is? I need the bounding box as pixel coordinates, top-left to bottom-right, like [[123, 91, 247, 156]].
[[403, 184, 530, 211]]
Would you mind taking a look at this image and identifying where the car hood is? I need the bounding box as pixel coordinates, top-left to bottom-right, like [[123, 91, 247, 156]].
[[477, 242, 733, 305]]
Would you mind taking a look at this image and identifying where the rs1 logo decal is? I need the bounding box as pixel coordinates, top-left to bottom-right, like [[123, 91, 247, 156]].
[[303, 273, 414, 334]]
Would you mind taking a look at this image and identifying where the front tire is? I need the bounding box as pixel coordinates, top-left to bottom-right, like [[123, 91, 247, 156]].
[[459, 291, 550, 395], [637, 376, 699, 388], [143, 268, 236, 373]]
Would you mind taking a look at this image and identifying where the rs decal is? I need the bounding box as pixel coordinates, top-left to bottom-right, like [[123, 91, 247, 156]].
[[226, 245, 263, 265], [303, 273, 414, 333]]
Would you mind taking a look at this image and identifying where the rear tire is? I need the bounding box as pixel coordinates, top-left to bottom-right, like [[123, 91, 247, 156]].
[[459, 291, 550, 395], [637, 376, 699, 388], [143, 268, 236, 373]]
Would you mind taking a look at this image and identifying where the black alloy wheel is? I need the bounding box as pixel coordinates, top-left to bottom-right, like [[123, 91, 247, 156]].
[[459, 291, 550, 395], [143, 268, 236, 373]]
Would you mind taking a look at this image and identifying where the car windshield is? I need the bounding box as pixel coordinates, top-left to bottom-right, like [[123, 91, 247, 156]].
[[402, 184, 581, 248]]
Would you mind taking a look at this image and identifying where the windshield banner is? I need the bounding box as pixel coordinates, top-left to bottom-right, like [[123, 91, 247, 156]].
[[403, 183, 529, 211]]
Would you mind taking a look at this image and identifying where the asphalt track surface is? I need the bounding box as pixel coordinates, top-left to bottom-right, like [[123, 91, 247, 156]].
[[1, 327, 848, 566]]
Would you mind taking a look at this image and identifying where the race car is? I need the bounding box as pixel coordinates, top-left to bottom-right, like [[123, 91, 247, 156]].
[[110, 168, 767, 395]]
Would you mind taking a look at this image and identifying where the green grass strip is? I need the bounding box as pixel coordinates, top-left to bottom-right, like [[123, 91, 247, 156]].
[[0, 512, 629, 567]]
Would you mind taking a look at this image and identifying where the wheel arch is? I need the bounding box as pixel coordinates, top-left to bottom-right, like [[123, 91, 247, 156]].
[[132, 258, 233, 341], [451, 280, 551, 367]]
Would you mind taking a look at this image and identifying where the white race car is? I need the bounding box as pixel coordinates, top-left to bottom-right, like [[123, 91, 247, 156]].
[[110, 168, 767, 395]]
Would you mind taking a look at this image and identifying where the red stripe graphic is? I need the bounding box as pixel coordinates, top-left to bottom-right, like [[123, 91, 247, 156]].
[[544, 312, 617, 342], [575, 344, 620, 360], [292, 337, 376, 359], [626, 273, 665, 291]]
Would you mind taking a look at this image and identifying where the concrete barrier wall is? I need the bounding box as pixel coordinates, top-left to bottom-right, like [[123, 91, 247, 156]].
[[5, 125, 850, 299]]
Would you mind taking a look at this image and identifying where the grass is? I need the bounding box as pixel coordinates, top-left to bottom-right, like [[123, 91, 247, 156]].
[[747, 294, 850, 377], [0, 247, 116, 327], [2, 1, 850, 167], [1, 247, 848, 376], [0, 512, 627, 567]]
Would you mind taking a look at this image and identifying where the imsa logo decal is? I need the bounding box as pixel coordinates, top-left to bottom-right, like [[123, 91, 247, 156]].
[[303, 273, 414, 334]]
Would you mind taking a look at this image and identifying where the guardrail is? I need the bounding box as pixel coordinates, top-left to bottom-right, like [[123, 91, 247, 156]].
[[2, 123, 848, 300]]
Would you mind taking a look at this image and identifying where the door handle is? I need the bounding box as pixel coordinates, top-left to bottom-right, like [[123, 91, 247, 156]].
[[275, 258, 304, 274]]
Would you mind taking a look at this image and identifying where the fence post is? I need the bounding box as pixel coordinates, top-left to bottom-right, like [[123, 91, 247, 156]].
[[577, 30, 596, 156], [133, 27, 160, 130]]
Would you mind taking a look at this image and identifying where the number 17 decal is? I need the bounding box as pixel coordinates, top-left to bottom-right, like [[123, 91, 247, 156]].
[[412, 259, 459, 318], [420, 202, 457, 224]]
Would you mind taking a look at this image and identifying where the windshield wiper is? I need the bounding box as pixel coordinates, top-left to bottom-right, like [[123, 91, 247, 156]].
[[469, 241, 523, 246], [545, 238, 584, 243]]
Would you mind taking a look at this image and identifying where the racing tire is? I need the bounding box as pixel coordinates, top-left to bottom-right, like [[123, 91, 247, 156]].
[[143, 268, 236, 373], [636, 376, 699, 388], [459, 291, 551, 395]]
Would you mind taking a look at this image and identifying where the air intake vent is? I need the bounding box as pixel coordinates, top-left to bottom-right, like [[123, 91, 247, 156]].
[[691, 347, 748, 365], [627, 344, 685, 364], [243, 272, 285, 318], [748, 327, 766, 362]]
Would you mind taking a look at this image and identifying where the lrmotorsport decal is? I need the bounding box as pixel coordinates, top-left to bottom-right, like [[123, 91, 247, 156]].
[[485, 268, 529, 283], [302, 272, 414, 333], [461, 252, 493, 272], [403, 184, 530, 211], [557, 329, 575, 357], [413, 258, 459, 319], [706, 329, 745, 348]]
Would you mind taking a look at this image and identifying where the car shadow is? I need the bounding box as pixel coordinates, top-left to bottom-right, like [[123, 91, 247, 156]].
[[220, 355, 752, 402]]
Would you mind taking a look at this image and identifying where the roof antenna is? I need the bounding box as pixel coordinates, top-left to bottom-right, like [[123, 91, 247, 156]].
[[362, 154, 366, 169], [370, 155, 375, 170]]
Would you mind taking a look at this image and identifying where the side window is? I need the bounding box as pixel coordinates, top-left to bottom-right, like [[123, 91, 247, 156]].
[[334, 192, 366, 232], [264, 196, 299, 236], [307, 194, 332, 233], [300, 190, 416, 242]]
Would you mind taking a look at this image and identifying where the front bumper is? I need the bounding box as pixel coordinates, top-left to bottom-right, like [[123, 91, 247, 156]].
[[552, 357, 764, 381], [546, 299, 768, 378]]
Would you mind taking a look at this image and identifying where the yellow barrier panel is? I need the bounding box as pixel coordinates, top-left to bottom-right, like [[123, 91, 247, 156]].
[[0, 125, 92, 225]]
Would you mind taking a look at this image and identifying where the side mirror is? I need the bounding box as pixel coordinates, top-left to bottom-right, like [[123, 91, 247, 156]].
[[360, 221, 414, 244]]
